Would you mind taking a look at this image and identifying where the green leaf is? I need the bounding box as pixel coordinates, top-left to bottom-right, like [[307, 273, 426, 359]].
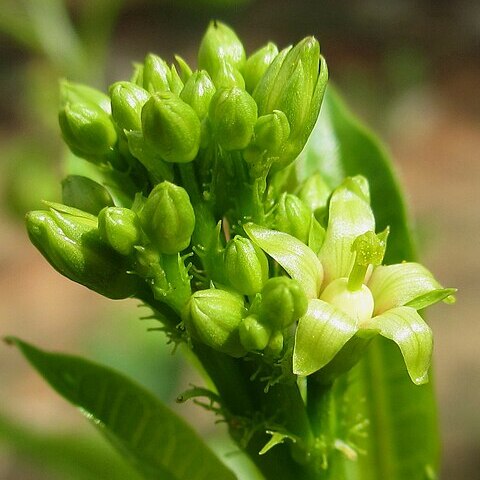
[[0, 411, 142, 480], [244, 222, 323, 299], [299, 87, 440, 479], [293, 299, 357, 376], [362, 307, 433, 385], [6, 337, 237, 480]]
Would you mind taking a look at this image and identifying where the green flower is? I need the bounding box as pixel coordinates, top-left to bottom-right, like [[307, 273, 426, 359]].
[[245, 176, 455, 385]]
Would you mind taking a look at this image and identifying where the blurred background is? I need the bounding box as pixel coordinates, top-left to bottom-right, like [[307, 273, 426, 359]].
[[0, 0, 478, 478]]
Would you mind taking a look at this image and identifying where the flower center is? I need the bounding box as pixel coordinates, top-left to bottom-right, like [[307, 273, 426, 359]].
[[320, 277, 374, 325], [347, 229, 389, 291]]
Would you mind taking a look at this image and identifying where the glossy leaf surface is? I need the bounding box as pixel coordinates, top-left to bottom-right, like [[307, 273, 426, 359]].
[[7, 337, 237, 480]]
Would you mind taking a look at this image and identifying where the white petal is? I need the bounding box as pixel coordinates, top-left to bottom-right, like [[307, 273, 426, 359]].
[[368, 262, 450, 315], [318, 176, 375, 287], [244, 223, 323, 299], [362, 306, 433, 385], [293, 299, 358, 376]]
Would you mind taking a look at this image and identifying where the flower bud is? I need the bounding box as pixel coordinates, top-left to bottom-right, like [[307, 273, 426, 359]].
[[211, 59, 245, 89], [180, 70, 216, 120], [140, 181, 195, 254], [60, 80, 111, 114], [274, 193, 312, 244], [242, 42, 279, 93], [62, 175, 114, 216], [253, 110, 290, 154], [59, 102, 117, 158], [141, 92, 201, 163], [320, 278, 374, 325], [110, 81, 150, 132], [209, 87, 257, 151], [98, 207, 142, 256], [254, 37, 328, 167], [183, 288, 247, 357], [198, 20, 246, 76], [297, 173, 331, 215], [143, 53, 171, 93], [224, 236, 269, 295], [239, 315, 270, 351], [25, 204, 139, 299], [259, 277, 308, 329]]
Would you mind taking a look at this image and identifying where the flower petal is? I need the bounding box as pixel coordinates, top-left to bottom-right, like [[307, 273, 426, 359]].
[[318, 176, 375, 286], [244, 223, 323, 298], [293, 299, 358, 376], [368, 262, 452, 315], [362, 306, 433, 385]]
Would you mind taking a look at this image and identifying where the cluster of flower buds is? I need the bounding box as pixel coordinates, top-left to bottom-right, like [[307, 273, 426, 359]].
[[26, 21, 453, 386]]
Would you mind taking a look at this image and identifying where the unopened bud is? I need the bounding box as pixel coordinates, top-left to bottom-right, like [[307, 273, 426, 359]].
[[254, 37, 328, 167], [59, 102, 117, 158], [209, 87, 257, 151], [140, 181, 195, 254], [143, 53, 171, 93], [110, 81, 150, 132], [254, 110, 290, 154], [198, 20, 246, 76], [224, 236, 269, 295], [265, 330, 284, 357], [297, 173, 331, 214], [98, 207, 142, 256], [242, 42, 278, 93], [26, 204, 139, 299], [141, 92, 201, 163], [260, 277, 308, 329], [180, 70, 216, 120], [239, 315, 270, 351], [60, 80, 111, 114], [183, 288, 247, 357], [211, 59, 245, 89], [274, 193, 312, 244]]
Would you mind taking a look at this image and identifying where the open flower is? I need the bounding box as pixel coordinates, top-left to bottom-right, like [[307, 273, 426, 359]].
[[245, 176, 455, 385]]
